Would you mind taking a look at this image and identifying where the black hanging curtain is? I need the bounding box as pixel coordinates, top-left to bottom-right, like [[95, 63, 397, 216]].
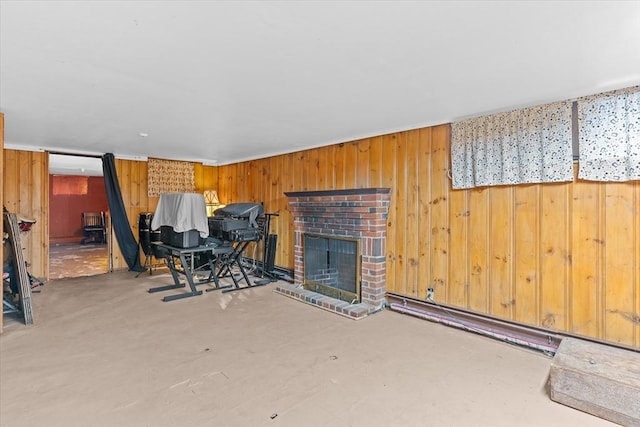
[[102, 153, 144, 272]]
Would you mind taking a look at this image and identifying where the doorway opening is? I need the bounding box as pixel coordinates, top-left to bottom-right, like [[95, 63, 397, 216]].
[[48, 154, 111, 279]]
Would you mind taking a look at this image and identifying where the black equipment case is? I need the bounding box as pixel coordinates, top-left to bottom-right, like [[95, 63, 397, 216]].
[[160, 226, 200, 248], [208, 203, 264, 242]]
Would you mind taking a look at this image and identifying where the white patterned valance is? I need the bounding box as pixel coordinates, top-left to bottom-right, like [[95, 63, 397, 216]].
[[577, 86, 640, 182], [147, 158, 196, 197], [451, 101, 573, 189]]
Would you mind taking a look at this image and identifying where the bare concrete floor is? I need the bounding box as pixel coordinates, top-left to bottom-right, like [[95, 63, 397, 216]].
[[1, 271, 613, 427]]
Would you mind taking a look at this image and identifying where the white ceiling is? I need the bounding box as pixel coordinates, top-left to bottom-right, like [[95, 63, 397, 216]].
[[2, 1, 640, 174]]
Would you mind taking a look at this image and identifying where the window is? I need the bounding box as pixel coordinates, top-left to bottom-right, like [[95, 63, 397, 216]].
[[576, 86, 640, 181]]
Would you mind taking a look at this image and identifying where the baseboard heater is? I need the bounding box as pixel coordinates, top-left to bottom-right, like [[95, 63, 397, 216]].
[[386, 293, 562, 355]]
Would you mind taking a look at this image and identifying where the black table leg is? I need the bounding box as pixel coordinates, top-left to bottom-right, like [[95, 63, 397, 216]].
[[148, 255, 185, 293], [205, 254, 232, 292], [160, 253, 203, 301], [221, 241, 269, 293], [148, 253, 203, 301]]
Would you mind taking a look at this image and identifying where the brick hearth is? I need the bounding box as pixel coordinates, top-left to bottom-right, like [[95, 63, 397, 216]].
[[276, 188, 391, 320]]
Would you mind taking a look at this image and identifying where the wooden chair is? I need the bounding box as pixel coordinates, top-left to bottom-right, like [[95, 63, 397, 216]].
[[81, 212, 106, 244]]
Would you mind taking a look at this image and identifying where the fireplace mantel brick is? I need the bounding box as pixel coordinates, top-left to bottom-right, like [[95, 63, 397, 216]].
[[278, 188, 391, 319]]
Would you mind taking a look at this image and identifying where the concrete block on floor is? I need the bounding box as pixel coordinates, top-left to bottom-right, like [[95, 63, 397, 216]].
[[550, 337, 640, 426]]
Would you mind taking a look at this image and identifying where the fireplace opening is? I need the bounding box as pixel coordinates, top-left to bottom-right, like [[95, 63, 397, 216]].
[[303, 234, 360, 304]]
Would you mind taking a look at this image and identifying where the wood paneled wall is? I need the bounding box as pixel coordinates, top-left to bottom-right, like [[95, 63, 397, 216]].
[[216, 124, 639, 348], [3, 149, 49, 282], [2, 124, 638, 347]]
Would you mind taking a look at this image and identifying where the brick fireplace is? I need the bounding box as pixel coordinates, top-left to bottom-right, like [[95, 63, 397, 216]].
[[275, 188, 391, 319]]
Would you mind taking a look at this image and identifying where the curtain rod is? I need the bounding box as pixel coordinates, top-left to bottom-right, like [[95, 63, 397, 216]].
[[49, 151, 103, 159]]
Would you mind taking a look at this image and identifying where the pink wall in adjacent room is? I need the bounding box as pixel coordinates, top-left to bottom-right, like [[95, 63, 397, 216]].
[[49, 175, 108, 244]]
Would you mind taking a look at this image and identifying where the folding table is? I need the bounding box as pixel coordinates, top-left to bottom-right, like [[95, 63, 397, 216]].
[[148, 242, 234, 302]]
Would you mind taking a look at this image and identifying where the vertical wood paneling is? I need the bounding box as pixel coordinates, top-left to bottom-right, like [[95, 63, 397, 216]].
[[343, 142, 357, 190], [294, 151, 306, 191], [356, 139, 370, 187], [368, 136, 382, 188], [571, 173, 601, 339], [239, 162, 248, 198], [514, 185, 540, 326], [430, 126, 449, 301], [449, 187, 468, 307], [279, 154, 294, 269], [405, 131, 419, 296], [603, 182, 636, 344], [393, 133, 408, 296], [4, 150, 17, 202], [4, 122, 639, 347], [30, 151, 47, 278], [18, 151, 30, 214], [489, 187, 514, 319], [313, 147, 326, 190], [322, 144, 336, 190], [467, 190, 490, 313], [266, 156, 276, 206], [221, 163, 235, 203], [539, 183, 570, 331], [416, 128, 432, 301], [130, 159, 142, 212], [194, 163, 219, 194], [2, 149, 48, 279], [381, 134, 398, 294], [249, 160, 260, 202], [334, 143, 346, 190], [123, 160, 137, 267], [296, 151, 308, 191], [139, 159, 150, 211], [129, 160, 142, 257]]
